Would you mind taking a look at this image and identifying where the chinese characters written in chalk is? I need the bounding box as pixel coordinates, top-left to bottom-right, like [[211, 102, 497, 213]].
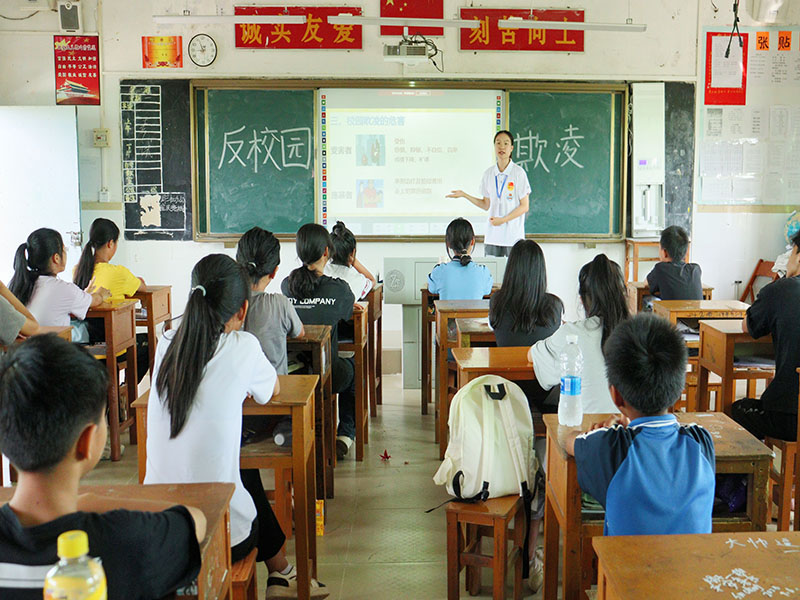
[[513, 124, 585, 173], [725, 537, 800, 553], [218, 126, 312, 173], [704, 568, 798, 599]]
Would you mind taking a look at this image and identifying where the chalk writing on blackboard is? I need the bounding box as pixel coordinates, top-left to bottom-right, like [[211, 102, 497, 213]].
[[703, 568, 798, 598], [218, 125, 312, 173], [513, 124, 585, 173]]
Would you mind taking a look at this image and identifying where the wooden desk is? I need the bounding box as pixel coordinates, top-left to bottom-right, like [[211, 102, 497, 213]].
[[339, 302, 369, 462], [421, 287, 436, 415], [366, 283, 383, 417], [0, 483, 235, 600], [133, 375, 319, 600], [542, 412, 773, 600], [288, 325, 333, 500], [434, 300, 491, 459], [451, 346, 533, 388], [38, 325, 73, 340], [133, 284, 172, 371], [455, 318, 496, 348], [652, 299, 750, 325], [593, 531, 800, 600], [626, 281, 713, 314], [696, 319, 775, 414], [624, 238, 659, 282], [87, 299, 138, 462]]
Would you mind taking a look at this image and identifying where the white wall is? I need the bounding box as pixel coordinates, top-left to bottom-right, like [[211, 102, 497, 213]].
[[0, 0, 790, 345]]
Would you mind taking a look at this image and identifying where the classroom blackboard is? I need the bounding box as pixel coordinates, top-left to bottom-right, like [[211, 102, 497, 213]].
[[120, 79, 193, 241], [194, 87, 315, 236], [664, 82, 695, 233], [509, 90, 624, 237]]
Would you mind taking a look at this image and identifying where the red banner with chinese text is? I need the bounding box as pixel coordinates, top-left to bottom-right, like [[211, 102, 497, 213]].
[[234, 6, 362, 49], [54, 35, 100, 105], [459, 9, 584, 52], [704, 32, 748, 106], [380, 0, 444, 37]]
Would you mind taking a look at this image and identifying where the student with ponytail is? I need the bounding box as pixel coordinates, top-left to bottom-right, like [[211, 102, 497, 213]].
[[281, 223, 360, 460], [236, 226, 303, 375], [145, 254, 328, 599], [9, 228, 109, 342], [427, 217, 492, 300], [324, 221, 375, 301], [74, 218, 144, 301]]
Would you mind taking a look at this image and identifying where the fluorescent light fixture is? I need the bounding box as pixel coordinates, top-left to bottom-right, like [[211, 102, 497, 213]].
[[153, 14, 307, 25], [498, 17, 647, 32], [328, 13, 481, 29]]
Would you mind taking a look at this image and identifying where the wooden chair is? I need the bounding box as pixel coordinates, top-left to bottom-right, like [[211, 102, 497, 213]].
[[739, 259, 779, 304], [679, 372, 722, 412], [338, 304, 369, 461], [764, 368, 800, 531], [446, 495, 525, 600], [232, 548, 258, 600]]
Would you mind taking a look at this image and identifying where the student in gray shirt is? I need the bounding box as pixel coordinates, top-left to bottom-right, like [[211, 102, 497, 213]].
[[237, 227, 304, 374], [0, 280, 39, 346]]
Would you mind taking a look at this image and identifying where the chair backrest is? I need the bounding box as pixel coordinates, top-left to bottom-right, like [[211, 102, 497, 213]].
[[740, 259, 779, 304]]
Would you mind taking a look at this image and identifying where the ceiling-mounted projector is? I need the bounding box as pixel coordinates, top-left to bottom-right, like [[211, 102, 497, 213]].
[[383, 43, 430, 64]]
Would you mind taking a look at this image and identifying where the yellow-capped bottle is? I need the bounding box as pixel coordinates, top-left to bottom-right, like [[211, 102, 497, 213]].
[[43, 530, 107, 600]]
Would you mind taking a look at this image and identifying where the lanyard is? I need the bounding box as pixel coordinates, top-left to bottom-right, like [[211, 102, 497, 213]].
[[495, 173, 508, 199]]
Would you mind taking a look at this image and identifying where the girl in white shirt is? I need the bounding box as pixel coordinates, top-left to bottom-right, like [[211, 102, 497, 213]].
[[144, 254, 328, 599], [9, 228, 109, 341], [324, 220, 376, 301]]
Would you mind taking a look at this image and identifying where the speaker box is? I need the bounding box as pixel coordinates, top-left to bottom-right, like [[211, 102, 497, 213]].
[[58, 0, 82, 33]]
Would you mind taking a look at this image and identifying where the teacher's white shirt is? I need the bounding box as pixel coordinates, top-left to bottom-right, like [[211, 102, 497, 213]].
[[479, 159, 531, 248]]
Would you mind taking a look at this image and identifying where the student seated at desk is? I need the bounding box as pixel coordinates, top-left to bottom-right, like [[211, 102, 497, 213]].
[[732, 230, 800, 442], [528, 254, 628, 414], [0, 335, 206, 600], [489, 239, 563, 413], [0, 279, 38, 346], [427, 218, 493, 300], [646, 225, 702, 301], [145, 255, 328, 599], [236, 226, 304, 375], [9, 228, 109, 343], [324, 220, 375, 301], [564, 314, 716, 536], [281, 224, 359, 462], [73, 218, 149, 381]]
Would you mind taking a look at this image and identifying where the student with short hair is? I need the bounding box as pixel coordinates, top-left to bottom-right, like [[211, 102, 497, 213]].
[[646, 225, 703, 300], [564, 314, 716, 536], [427, 218, 493, 300], [324, 220, 375, 301], [0, 280, 38, 345], [732, 229, 800, 441], [236, 226, 304, 375], [145, 254, 328, 599], [9, 228, 109, 342], [0, 335, 206, 600], [281, 224, 359, 462]]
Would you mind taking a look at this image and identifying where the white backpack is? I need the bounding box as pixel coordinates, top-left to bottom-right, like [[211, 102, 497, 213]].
[[433, 375, 534, 502]]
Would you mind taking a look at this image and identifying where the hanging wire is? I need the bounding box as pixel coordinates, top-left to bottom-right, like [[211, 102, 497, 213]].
[[725, 0, 744, 58]]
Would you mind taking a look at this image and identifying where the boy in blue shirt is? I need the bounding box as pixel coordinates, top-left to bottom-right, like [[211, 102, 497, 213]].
[[563, 313, 716, 536]]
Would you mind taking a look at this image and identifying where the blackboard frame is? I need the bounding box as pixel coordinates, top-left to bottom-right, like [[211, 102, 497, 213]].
[[190, 79, 629, 243]]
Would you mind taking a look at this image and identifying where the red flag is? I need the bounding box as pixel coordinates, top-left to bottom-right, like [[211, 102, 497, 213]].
[[380, 0, 444, 36]]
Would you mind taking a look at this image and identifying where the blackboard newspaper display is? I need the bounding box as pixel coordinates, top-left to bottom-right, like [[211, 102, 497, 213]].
[[509, 90, 624, 236], [120, 80, 192, 241], [196, 88, 315, 235]]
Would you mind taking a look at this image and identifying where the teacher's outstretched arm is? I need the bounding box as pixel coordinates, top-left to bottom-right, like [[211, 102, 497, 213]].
[[447, 189, 490, 211], [489, 194, 529, 227]]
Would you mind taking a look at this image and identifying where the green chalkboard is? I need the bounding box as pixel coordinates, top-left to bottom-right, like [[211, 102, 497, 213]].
[[509, 91, 624, 237], [195, 87, 315, 236]]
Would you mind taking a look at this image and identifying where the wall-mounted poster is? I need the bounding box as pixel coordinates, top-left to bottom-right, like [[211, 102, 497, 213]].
[[54, 35, 100, 105], [142, 36, 183, 68]]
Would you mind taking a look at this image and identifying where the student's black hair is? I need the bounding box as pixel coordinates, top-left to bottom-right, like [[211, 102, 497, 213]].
[[330, 221, 357, 267], [236, 226, 281, 286], [792, 229, 800, 252], [0, 335, 108, 472], [73, 218, 120, 290], [603, 313, 688, 415], [660, 225, 690, 262], [494, 130, 514, 146], [286, 223, 332, 299], [490, 239, 563, 332], [445, 218, 475, 266], [578, 254, 630, 346], [9, 228, 64, 306], [156, 254, 250, 438]]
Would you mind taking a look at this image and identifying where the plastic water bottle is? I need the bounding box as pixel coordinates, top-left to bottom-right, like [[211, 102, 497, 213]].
[[273, 419, 293, 447], [558, 334, 584, 427], [43, 530, 107, 600]]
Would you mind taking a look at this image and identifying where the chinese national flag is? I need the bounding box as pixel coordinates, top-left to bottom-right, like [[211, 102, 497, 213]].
[[380, 0, 444, 36]]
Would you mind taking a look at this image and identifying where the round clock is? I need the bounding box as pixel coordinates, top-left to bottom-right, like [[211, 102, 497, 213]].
[[188, 33, 217, 67]]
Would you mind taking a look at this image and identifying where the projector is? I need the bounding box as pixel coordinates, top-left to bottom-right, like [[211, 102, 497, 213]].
[[383, 43, 430, 64]]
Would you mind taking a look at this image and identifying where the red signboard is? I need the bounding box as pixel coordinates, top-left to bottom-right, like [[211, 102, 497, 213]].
[[381, 0, 444, 37], [704, 31, 748, 106], [54, 35, 100, 105], [234, 6, 362, 49], [459, 9, 584, 52]]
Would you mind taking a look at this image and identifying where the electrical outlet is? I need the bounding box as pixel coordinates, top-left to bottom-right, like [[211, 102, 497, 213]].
[[98, 189, 109, 202], [93, 128, 110, 148]]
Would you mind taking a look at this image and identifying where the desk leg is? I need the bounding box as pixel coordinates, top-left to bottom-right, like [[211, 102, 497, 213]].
[[354, 343, 366, 462], [368, 317, 377, 418], [437, 338, 449, 459], [313, 377, 327, 501], [596, 561, 608, 600], [422, 308, 431, 415], [126, 339, 138, 446], [721, 339, 737, 415], [493, 514, 507, 600], [695, 365, 709, 413], [292, 404, 312, 600], [376, 313, 383, 407], [106, 355, 122, 462], [543, 491, 559, 600], [324, 375, 335, 499], [750, 458, 770, 531], [632, 243, 639, 282]]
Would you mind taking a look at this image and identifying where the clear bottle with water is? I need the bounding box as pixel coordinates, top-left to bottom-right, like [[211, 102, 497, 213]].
[[558, 334, 584, 427], [273, 419, 293, 447], [44, 530, 107, 600]]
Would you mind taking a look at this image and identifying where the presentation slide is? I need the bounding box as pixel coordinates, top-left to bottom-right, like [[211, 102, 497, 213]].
[[321, 88, 501, 236]]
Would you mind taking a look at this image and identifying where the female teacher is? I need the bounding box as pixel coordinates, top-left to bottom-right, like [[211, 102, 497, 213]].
[[447, 130, 531, 257]]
